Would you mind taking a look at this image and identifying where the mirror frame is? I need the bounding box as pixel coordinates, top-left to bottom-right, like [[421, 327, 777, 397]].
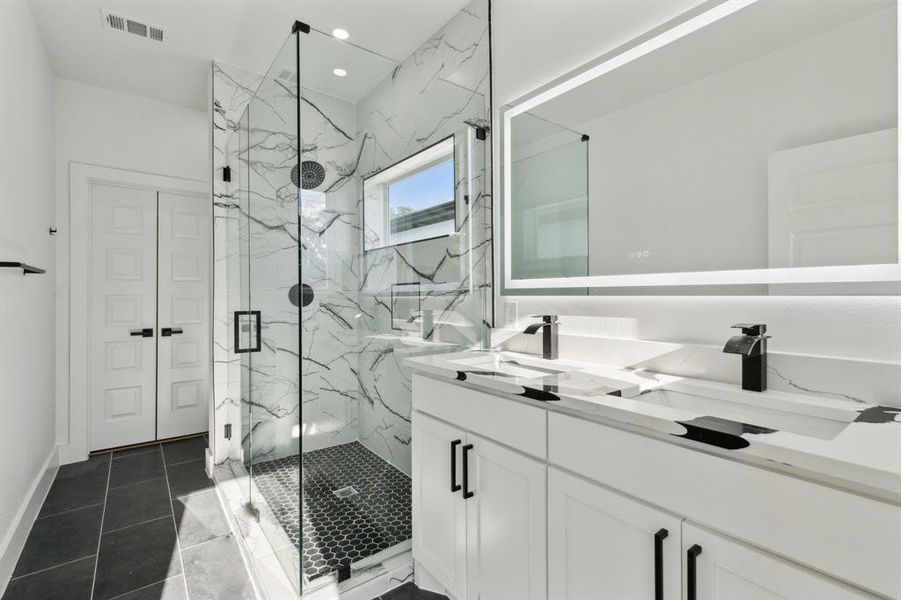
[[502, 0, 901, 291]]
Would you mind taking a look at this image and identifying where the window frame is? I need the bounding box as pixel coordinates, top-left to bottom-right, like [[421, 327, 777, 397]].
[[362, 135, 458, 253]]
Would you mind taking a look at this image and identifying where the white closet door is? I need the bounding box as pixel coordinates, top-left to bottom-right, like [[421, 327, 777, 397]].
[[157, 191, 211, 439], [89, 184, 158, 451]]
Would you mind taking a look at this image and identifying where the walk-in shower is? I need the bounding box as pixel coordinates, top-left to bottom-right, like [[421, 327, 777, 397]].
[[211, 1, 492, 595]]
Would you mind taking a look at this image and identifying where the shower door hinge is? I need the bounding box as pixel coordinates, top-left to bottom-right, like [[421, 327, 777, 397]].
[[475, 126, 488, 141], [224, 423, 232, 440], [223, 166, 231, 182]]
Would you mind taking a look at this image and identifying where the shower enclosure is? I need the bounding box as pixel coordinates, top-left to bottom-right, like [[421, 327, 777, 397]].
[[213, 2, 492, 596]]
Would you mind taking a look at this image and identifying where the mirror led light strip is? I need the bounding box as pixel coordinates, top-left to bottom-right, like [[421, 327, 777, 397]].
[[502, 0, 901, 290]]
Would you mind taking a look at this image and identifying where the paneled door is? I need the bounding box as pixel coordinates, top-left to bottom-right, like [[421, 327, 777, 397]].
[[682, 523, 875, 599], [89, 183, 159, 450], [547, 467, 682, 600], [465, 433, 546, 600], [412, 411, 468, 600], [157, 191, 211, 439]]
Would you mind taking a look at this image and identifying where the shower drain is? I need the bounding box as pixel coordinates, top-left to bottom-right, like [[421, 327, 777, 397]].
[[333, 486, 359, 499]]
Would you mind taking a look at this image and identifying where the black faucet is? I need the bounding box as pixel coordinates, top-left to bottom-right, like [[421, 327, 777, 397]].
[[523, 315, 560, 360], [722, 323, 770, 392]]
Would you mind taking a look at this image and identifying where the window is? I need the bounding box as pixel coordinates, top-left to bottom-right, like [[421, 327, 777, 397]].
[[363, 137, 456, 251]]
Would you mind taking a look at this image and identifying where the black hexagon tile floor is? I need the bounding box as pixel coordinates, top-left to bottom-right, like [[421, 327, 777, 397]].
[[251, 441, 412, 581]]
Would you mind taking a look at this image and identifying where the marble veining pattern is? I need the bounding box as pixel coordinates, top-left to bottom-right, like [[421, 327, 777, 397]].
[[352, 0, 493, 475], [406, 350, 901, 499]]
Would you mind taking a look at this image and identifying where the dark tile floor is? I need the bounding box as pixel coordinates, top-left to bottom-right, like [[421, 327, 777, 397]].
[[373, 582, 448, 600], [3, 436, 255, 600], [252, 441, 412, 581]]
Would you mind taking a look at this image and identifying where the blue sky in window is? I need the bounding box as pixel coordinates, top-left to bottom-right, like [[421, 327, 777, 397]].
[[389, 159, 454, 213]]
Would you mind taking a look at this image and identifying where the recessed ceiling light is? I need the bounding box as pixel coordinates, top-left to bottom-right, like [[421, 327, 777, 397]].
[[332, 28, 349, 40], [333, 68, 347, 77]]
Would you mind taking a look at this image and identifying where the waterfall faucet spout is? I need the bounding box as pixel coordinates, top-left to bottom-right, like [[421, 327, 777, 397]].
[[722, 323, 770, 392], [523, 315, 560, 360]]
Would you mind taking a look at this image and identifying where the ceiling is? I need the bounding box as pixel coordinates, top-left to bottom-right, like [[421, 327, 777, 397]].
[[28, 0, 469, 110]]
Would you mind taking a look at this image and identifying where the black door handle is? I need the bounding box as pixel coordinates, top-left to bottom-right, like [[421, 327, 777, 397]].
[[450, 439, 462, 492], [161, 327, 183, 337], [654, 528, 668, 600], [130, 328, 153, 337], [462, 444, 474, 499], [687, 544, 702, 600]]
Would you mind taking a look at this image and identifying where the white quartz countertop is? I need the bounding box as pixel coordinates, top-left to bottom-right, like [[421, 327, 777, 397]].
[[404, 350, 901, 502]]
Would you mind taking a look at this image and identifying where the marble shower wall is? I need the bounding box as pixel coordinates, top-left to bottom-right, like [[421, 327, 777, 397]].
[[211, 0, 494, 473], [240, 63, 302, 463], [353, 0, 493, 475], [213, 59, 367, 464], [212, 62, 263, 466], [298, 89, 362, 453]]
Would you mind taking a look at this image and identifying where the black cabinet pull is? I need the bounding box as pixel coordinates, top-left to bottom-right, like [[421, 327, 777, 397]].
[[130, 328, 153, 337], [654, 528, 668, 600], [450, 439, 462, 492], [687, 544, 702, 600], [161, 327, 183, 337], [462, 444, 474, 499]]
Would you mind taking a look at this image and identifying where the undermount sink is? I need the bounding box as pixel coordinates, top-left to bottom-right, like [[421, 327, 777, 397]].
[[635, 383, 858, 440], [449, 354, 566, 379]]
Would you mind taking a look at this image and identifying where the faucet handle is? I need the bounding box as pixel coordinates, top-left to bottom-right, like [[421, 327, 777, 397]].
[[530, 314, 558, 323], [731, 323, 767, 336]]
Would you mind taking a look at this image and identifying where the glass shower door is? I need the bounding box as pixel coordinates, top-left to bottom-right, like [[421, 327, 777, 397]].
[[236, 32, 303, 594]]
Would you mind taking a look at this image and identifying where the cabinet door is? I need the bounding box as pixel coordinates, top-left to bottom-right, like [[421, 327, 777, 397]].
[[465, 434, 547, 600], [548, 467, 681, 600], [412, 411, 467, 599], [682, 523, 877, 600]]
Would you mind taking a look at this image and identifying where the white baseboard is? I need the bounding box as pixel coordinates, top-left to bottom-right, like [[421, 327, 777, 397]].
[[414, 560, 454, 598], [0, 445, 60, 596], [57, 442, 87, 467]]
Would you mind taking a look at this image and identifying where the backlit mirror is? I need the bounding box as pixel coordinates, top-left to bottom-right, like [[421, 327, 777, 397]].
[[503, 0, 900, 294]]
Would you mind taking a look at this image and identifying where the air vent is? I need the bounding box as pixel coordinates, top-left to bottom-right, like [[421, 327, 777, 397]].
[[102, 11, 164, 43], [106, 13, 125, 31]]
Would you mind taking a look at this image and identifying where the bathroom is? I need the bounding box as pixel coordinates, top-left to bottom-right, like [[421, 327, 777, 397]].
[[0, 0, 898, 599]]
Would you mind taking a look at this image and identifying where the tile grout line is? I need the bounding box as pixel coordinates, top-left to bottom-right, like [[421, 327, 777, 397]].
[[7, 553, 97, 582], [178, 531, 232, 553], [105, 574, 184, 600], [161, 454, 191, 600], [102, 514, 172, 536], [34, 501, 106, 521], [89, 456, 113, 600]]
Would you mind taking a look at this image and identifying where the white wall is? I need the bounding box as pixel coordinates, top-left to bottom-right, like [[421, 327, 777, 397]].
[[0, 0, 58, 586], [493, 1, 901, 367], [54, 79, 208, 460]]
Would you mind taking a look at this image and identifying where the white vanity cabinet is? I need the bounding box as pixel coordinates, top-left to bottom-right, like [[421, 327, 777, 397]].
[[681, 523, 875, 600], [412, 411, 468, 599], [411, 374, 897, 600], [547, 467, 682, 600], [411, 393, 547, 600]]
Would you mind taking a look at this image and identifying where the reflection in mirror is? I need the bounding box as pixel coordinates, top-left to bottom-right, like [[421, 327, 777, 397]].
[[509, 112, 589, 280], [506, 0, 899, 294]]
